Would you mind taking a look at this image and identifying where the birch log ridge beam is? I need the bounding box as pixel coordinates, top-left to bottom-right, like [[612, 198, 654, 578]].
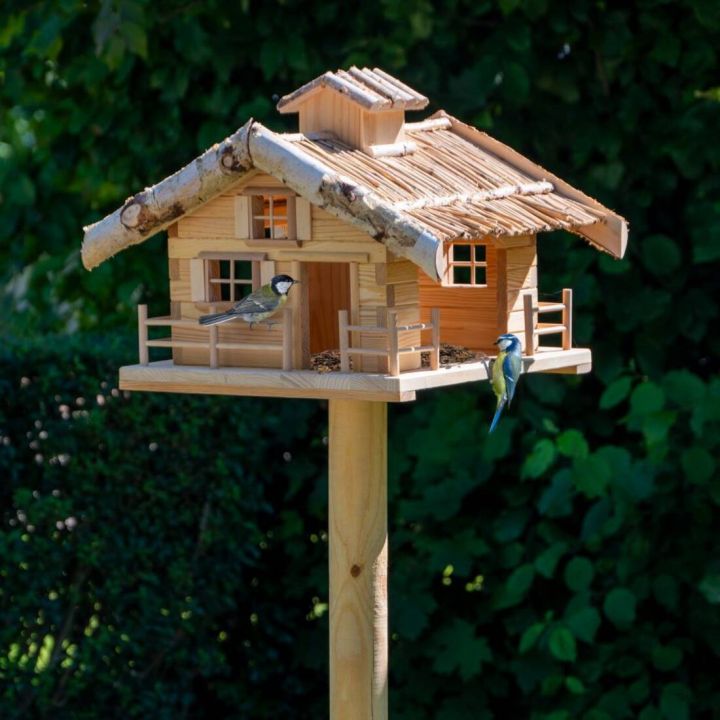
[[81, 119, 255, 270]]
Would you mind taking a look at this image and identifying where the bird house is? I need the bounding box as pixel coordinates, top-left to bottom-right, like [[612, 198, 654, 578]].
[[82, 67, 627, 403]]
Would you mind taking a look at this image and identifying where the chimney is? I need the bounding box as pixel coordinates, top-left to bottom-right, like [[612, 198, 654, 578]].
[[277, 67, 428, 157]]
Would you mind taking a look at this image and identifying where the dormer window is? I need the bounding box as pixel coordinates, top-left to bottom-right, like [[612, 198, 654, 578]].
[[235, 189, 301, 247], [251, 194, 293, 240]]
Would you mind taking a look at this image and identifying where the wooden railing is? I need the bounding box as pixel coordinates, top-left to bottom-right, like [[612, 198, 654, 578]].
[[523, 289, 573, 356], [338, 308, 440, 376], [137, 305, 294, 370]]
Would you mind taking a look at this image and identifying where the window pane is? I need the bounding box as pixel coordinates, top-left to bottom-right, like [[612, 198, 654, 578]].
[[453, 244, 471, 261], [234, 260, 252, 280], [219, 260, 231, 279], [233, 283, 252, 302], [272, 220, 289, 239], [453, 266, 472, 285], [272, 197, 288, 217], [474, 244, 486, 262], [475, 266, 487, 285], [220, 283, 231, 301]]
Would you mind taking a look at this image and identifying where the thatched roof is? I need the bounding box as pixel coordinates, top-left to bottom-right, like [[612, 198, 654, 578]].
[[81, 75, 627, 280]]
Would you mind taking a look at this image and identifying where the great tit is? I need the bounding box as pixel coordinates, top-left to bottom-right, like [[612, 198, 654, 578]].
[[198, 274, 298, 328], [489, 333, 522, 433]]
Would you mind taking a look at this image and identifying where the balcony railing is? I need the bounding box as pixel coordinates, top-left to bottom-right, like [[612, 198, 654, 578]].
[[137, 304, 294, 370], [338, 308, 440, 376], [523, 289, 573, 356]]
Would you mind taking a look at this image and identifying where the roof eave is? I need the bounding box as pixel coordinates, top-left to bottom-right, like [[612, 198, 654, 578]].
[[437, 110, 629, 258]]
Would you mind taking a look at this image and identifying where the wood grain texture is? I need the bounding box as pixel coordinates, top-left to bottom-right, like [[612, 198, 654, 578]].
[[328, 399, 388, 720], [119, 346, 591, 400], [307, 262, 351, 353], [418, 244, 498, 351]]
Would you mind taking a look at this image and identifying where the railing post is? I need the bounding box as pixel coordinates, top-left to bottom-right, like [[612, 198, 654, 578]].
[[387, 310, 399, 377], [430, 308, 440, 371], [138, 304, 149, 365], [339, 310, 350, 372], [282, 307, 293, 371], [208, 304, 218, 368], [562, 289, 573, 350], [523, 292, 535, 356]]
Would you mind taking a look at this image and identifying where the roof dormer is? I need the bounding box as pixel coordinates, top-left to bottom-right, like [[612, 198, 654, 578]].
[[277, 67, 428, 157]]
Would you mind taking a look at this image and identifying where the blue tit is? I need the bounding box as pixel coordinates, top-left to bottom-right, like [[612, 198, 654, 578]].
[[199, 274, 298, 328], [489, 333, 523, 434]]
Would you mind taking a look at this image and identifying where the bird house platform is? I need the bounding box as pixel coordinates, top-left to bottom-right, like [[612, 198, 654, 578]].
[[118, 346, 591, 403]]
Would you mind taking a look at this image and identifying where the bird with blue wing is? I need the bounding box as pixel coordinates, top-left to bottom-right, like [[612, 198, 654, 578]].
[[489, 333, 523, 433]]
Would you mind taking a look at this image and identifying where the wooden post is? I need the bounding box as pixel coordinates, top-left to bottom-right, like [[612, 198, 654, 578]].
[[523, 292, 535, 356], [338, 310, 350, 372], [208, 304, 218, 369], [430, 308, 440, 371], [328, 399, 388, 720], [138, 304, 149, 365], [282, 306, 293, 371], [562, 288, 573, 350], [387, 310, 399, 377]]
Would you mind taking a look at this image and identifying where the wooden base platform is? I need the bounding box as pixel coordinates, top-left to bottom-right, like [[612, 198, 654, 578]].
[[119, 347, 591, 403]]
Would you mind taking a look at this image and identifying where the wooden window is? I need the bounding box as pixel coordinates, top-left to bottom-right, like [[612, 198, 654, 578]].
[[447, 242, 488, 287], [189, 252, 269, 303], [207, 259, 256, 302], [235, 191, 311, 246], [251, 195, 293, 240]]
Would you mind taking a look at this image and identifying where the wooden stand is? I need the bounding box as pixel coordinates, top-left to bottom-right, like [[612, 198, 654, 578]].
[[328, 399, 388, 720]]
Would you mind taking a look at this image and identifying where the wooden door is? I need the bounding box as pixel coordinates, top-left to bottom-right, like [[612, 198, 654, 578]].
[[306, 262, 351, 354]]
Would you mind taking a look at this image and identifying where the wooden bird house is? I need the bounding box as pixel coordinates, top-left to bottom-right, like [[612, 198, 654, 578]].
[[82, 67, 627, 403], [82, 67, 628, 720]]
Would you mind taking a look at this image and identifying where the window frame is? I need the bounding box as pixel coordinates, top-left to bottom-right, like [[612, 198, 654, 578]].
[[243, 188, 298, 246], [195, 251, 267, 304], [445, 241, 489, 288]]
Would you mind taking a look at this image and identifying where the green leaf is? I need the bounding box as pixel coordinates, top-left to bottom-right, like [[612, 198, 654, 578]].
[[652, 643, 683, 671], [565, 676, 585, 694], [566, 606, 601, 643], [698, 573, 720, 604], [564, 557, 594, 592], [519, 622, 545, 653], [642, 235, 681, 276], [630, 383, 665, 416], [572, 455, 611, 498], [433, 619, 492, 680], [600, 377, 633, 409], [538, 470, 574, 517], [603, 588, 636, 628], [522, 439, 556, 479], [548, 627, 577, 662], [659, 682, 692, 720], [681, 446, 715, 485], [535, 542, 567, 578], [494, 563, 535, 609], [556, 429, 589, 459]]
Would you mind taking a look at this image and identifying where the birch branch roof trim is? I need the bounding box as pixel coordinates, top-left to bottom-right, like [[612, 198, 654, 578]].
[[81, 85, 628, 276]]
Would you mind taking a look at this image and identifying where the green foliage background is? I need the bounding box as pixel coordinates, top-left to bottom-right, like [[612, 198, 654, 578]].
[[1, 1, 719, 718]]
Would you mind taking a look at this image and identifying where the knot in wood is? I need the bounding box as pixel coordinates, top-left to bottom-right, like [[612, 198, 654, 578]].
[[350, 564, 362, 578]]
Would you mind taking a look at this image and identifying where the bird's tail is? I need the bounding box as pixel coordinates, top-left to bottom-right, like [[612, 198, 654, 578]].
[[489, 397, 506, 434], [198, 311, 237, 326]]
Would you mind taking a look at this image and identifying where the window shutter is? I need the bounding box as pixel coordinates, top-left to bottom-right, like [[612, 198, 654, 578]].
[[296, 197, 312, 241], [190, 258, 206, 302], [234, 196, 251, 239]]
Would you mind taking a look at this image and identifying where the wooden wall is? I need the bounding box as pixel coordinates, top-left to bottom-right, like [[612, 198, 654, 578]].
[[418, 236, 538, 353], [168, 174, 406, 371], [496, 235, 538, 352], [418, 244, 499, 352]]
